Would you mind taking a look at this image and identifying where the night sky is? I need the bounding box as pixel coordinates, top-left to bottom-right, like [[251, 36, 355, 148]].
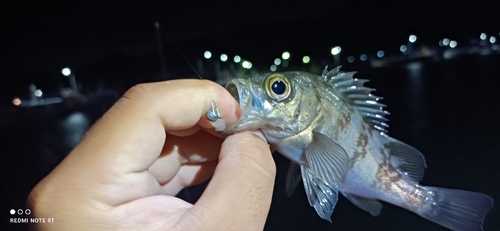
[[1, 0, 500, 99]]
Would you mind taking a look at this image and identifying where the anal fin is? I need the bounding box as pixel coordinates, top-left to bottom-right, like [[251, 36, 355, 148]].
[[343, 193, 383, 216]]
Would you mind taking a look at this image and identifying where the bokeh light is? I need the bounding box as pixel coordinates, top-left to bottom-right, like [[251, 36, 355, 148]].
[[331, 46, 341, 55], [302, 56, 310, 64], [62, 68, 71, 76], [348, 56, 355, 63], [409, 35, 417, 43], [220, 54, 228, 62], [12, 97, 21, 106], [274, 58, 281, 65], [234, 55, 241, 63], [270, 65, 277, 72], [450, 40, 457, 48], [204, 51, 212, 59], [282, 52, 290, 60]]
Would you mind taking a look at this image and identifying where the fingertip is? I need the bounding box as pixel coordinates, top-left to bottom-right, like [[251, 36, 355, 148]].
[[197, 80, 242, 129]]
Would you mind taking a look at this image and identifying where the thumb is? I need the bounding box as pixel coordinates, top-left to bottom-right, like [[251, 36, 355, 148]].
[[181, 131, 276, 230]]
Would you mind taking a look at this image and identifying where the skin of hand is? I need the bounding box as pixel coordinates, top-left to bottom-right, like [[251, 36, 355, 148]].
[[28, 79, 276, 231]]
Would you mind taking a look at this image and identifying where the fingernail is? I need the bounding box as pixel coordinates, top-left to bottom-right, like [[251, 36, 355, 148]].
[[251, 129, 268, 144]]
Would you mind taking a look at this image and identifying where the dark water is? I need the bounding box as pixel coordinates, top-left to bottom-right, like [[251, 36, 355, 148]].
[[2, 55, 500, 231]]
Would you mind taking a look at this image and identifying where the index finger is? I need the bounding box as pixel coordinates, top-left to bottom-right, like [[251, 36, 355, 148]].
[[79, 79, 241, 172], [64, 79, 241, 176]]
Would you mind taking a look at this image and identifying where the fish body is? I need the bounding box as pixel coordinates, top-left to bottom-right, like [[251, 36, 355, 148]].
[[223, 67, 493, 231]]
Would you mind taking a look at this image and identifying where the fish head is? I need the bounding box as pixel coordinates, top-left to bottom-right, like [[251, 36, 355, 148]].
[[224, 72, 323, 144]]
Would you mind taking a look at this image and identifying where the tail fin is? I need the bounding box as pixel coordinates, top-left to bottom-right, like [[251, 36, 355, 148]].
[[419, 186, 493, 231]]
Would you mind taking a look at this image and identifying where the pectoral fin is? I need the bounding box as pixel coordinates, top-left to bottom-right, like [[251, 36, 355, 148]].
[[285, 162, 302, 197], [301, 165, 339, 222], [304, 131, 350, 183], [343, 193, 383, 216]]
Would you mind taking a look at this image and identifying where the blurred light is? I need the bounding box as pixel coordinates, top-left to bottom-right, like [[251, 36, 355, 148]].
[[34, 89, 43, 97], [220, 54, 228, 62], [302, 56, 310, 64], [400, 45, 408, 53], [443, 38, 450, 46], [242, 61, 252, 69], [204, 51, 212, 59], [377, 50, 385, 58], [12, 97, 21, 106], [274, 58, 282, 65], [62, 68, 71, 76], [347, 56, 355, 63], [450, 40, 457, 48], [490, 36, 496, 43], [282, 52, 290, 60], [438, 40, 444, 47], [409, 35, 417, 43], [234, 55, 241, 63], [480, 33, 487, 40], [331, 46, 341, 55], [360, 54, 367, 61], [270, 65, 277, 72]]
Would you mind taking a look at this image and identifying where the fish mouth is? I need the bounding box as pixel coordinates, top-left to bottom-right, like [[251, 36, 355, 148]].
[[225, 79, 249, 109]]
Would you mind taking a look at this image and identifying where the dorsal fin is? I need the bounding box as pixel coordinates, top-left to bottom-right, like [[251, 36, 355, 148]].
[[322, 66, 390, 134]]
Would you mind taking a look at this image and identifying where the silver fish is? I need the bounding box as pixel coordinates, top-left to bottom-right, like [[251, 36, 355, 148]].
[[222, 67, 494, 231]]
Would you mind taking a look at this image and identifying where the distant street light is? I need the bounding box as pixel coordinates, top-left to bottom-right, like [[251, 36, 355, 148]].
[[409, 35, 417, 43], [490, 36, 497, 44], [377, 50, 385, 58], [62, 67, 71, 76], [234, 55, 241, 63], [480, 33, 487, 40], [34, 89, 43, 97], [331, 46, 341, 66], [347, 56, 355, 63], [360, 54, 367, 61], [331, 46, 341, 56], [12, 97, 21, 106], [62, 67, 78, 93], [400, 45, 408, 53], [204, 51, 212, 59], [220, 54, 228, 62], [242, 61, 252, 69], [443, 38, 450, 46], [450, 40, 457, 48], [270, 65, 277, 72], [274, 58, 281, 65], [282, 52, 290, 60], [302, 56, 310, 64]]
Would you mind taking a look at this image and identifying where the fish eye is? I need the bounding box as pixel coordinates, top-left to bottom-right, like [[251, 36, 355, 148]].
[[264, 74, 291, 101]]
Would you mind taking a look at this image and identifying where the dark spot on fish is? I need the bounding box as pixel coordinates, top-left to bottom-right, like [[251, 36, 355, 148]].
[[333, 117, 348, 140], [361, 117, 374, 137], [349, 133, 369, 167]]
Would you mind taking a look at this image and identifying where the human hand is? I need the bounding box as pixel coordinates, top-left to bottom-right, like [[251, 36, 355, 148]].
[[29, 80, 276, 231]]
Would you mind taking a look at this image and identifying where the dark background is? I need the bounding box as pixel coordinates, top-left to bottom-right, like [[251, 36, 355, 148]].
[[1, 0, 500, 230]]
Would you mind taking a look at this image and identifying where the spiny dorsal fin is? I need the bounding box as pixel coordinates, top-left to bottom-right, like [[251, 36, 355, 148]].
[[322, 66, 390, 134]]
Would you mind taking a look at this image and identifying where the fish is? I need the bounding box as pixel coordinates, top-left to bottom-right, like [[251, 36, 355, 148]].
[[221, 66, 494, 231]]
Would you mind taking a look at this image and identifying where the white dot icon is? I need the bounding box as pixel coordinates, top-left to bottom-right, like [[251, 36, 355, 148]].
[[10, 209, 15, 215]]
